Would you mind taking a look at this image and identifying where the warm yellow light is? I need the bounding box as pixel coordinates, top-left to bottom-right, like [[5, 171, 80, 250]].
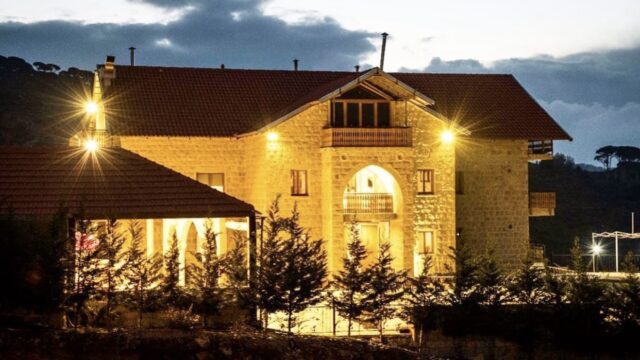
[[440, 129, 455, 144], [84, 139, 99, 152], [592, 243, 603, 256], [85, 101, 98, 114], [267, 131, 279, 141]]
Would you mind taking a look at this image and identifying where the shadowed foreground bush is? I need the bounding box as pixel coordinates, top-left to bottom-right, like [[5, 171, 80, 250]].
[[0, 328, 418, 360]]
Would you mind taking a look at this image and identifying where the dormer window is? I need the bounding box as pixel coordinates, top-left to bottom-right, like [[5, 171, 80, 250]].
[[330, 86, 392, 128]]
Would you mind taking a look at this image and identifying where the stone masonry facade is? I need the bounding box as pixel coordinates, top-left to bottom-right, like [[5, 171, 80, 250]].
[[117, 99, 461, 276]]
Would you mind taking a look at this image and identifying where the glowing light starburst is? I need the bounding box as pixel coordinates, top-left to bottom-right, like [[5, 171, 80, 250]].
[[84, 139, 99, 153], [85, 101, 99, 114], [440, 129, 455, 144]]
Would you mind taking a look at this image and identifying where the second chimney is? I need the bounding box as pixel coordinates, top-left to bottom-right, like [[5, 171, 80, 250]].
[[129, 47, 136, 66], [380, 32, 389, 70], [293, 58, 299, 71]]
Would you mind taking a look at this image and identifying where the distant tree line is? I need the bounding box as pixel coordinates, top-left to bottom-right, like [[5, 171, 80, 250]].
[[530, 149, 640, 256], [595, 145, 640, 170]]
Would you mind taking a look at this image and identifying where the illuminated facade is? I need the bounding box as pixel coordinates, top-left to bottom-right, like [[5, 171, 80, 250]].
[[74, 58, 570, 333]]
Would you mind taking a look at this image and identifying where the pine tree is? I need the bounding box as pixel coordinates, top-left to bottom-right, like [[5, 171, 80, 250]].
[[610, 252, 640, 328], [332, 221, 369, 336], [445, 243, 480, 306], [96, 219, 128, 326], [252, 196, 286, 328], [361, 242, 405, 342], [163, 230, 183, 307], [542, 262, 566, 306], [221, 232, 251, 315], [187, 220, 223, 327], [402, 256, 446, 348], [65, 218, 103, 328], [509, 251, 545, 305], [567, 238, 604, 306], [124, 220, 163, 328], [477, 250, 508, 306], [280, 204, 328, 334]]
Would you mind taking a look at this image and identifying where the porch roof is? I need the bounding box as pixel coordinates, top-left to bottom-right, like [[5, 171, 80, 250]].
[[0, 146, 254, 219]]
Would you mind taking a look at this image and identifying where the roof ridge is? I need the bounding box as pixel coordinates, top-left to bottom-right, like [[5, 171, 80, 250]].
[[115, 64, 357, 74]]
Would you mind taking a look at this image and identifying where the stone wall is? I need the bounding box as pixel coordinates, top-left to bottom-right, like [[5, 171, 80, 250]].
[[117, 100, 457, 277], [455, 139, 530, 270]]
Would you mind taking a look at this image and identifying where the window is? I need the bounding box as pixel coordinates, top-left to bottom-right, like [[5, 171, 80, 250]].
[[291, 170, 308, 196], [196, 173, 224, 192], [417, 169, 434, 195], [378, 103, 390, 127], [455, 171, 464, 195], [330, 100, 392, 128], [416, 231, 435, 254]]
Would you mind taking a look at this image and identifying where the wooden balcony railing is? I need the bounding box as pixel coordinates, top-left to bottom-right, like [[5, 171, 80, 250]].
[[529, 192, 556, 216], [343, 193, 393, 215], [528, 140, 553, 160], [322, 127, 412, 147]]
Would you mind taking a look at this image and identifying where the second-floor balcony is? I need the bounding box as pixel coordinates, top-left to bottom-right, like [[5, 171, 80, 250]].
[[529, 192, 556, 216], [322, 127, 412, 147], [343, 192, 394, 215]]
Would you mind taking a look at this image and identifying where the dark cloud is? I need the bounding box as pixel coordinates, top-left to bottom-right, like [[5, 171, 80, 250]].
[[406, 47, 640, 107], [0, 0, 375, 70], [401, 47, 640, 164]]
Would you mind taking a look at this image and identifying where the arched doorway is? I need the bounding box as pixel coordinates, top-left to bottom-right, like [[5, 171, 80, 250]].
[[343, 165, 403, 269]]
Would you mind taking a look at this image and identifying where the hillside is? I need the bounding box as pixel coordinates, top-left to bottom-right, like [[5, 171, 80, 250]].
[[0, 55, 92, 145], [530, 154, 640, 256]]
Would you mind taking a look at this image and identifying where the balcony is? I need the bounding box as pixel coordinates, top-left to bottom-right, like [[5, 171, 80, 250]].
[[322, 127, 412, 147], [528, 140, 553, 160], [529, 192, 556, 216], [343, 193, 394, 216]]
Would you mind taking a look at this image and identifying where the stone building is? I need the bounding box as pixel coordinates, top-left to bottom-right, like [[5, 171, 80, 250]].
[[75, 56, 570, 279]]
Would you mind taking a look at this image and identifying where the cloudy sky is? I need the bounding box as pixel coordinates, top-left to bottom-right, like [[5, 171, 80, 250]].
[[1, 0, 639, 164]]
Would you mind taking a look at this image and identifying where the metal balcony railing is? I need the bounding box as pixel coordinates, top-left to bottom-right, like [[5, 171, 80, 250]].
[[322, 127, 412, 147], [343, 193, 394, 215]]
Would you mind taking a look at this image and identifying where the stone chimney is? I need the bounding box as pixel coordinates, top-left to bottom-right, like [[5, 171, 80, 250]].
[[99, 55, 116, 88]]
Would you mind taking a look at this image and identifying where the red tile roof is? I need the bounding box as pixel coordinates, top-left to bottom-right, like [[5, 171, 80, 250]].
[[393, 73, 571, 140], [105, 66, 359, 137], [0, 146, 254, 219], [103, 66, 570, 140]]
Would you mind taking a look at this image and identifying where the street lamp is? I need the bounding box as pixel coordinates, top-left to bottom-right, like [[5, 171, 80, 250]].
[[591, 243, 603, 272]]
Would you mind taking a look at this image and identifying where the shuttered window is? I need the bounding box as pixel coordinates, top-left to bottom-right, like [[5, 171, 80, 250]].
[[291, 170, 308, 196]]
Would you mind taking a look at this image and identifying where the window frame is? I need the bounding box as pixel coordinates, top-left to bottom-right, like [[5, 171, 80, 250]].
[[331, 100, 392, 128], [291, 169, 309, 196], [417, 169, 435, 195], [416, 230, 435, 255]]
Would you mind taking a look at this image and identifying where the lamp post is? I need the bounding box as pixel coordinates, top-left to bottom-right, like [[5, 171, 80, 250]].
[[591, 243, 602, 272]]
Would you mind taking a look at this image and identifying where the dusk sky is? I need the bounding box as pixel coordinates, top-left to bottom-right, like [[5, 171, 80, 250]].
[[1, 0, 638, 164]]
